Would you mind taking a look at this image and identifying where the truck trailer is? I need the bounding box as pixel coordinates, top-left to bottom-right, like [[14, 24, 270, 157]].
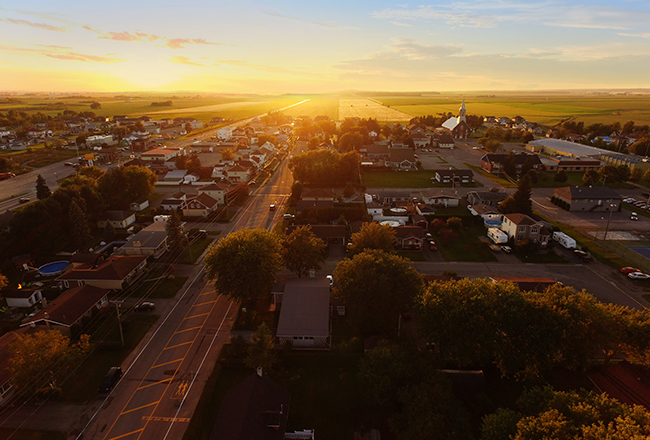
[[552, 231, 576, 249], [487, 227, 509, 244]]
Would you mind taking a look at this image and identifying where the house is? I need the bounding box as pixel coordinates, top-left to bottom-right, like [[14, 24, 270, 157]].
[[3, 287, 43, 308], [182, 173, 199, 184], [163, 169, 187, 183], [393, 226, 426, 249], [116, 230, 168, 259], [411, 133, 430, 148], [226, 164, 253, 183], [301, 188, 336, 201], [371, 189, 411, 204], [57, 255, 147, 290], [467, 191, 508, 207], [141, 147, 181, 162], [198, 182, 229, 205], [501, 213, 549, 244], [217, 127, 233, 141], [469, 204, 502, 222], [481, 153, 542, 174], [211, 163, 229, 180], [434, 133, 455, 149], [285, 225, 346, 245], [20, 285, 110, 336], [411, 214, 428, 229], [366, 201, 383, 217], [418, 189, 461, 207], [130, 198, 149, 212], [97, 211, 136, 229], [160, 192, 187, 211], [553, 186, 621, 212], [276, 278, 330, 349], [365, 142, 390, 160], [180, 193, 219, 217], [434, 169, 474, 184], [389, 145, 416, 169], [209, 370, 291, 440]]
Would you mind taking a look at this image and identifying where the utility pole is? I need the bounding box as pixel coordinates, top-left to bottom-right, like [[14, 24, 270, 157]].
[[111, 300, 125, 347]]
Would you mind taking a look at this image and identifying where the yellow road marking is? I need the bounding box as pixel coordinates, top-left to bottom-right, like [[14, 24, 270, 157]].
[[173, 325, 202, 335], [141, 416, 191, 423], [107, 428, 144, 440], [192, 300, 218, 307], [136, 378, 171, 391], [151, 359, 183, 369], [163, 341, 193, 351], [120, 401, 158, 415], [182, 312, 211, 320]]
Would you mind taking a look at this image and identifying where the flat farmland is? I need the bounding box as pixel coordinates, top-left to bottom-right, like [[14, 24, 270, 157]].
[[281, 97, 340, 120], [372, 93, 650, 126], [338, 98, 413, 121]]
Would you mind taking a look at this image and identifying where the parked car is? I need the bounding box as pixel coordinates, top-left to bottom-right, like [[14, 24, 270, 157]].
[[624, 198, 637, 204], [134, 302, 155, 312], [425, 232, 433, 240], [628, 272, 650, 280], [501, 245, 512, 254], [429, 240, 437, 251], [641, 192, 650, 198], [621, 267, 642, 274], [283, 213, 295, 220], [269, 204, 276, 211], [574, 250, 593, 262], [64, 161, 75, 166], [19, 197, 29, 204], [631, 212, 639, 221], [98, 367, 122, 392]]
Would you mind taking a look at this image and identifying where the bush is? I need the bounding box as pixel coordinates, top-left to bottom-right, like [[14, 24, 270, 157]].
[[446, 217, 462, 231]]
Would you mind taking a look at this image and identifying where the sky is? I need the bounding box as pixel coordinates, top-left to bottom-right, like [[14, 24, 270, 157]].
[[2, 0, 650, 93]]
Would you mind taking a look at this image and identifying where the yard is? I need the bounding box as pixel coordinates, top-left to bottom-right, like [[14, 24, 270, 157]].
[[126, 266, 189, 299], [432, 220, 498, 262], [362, 169, 438, 188]]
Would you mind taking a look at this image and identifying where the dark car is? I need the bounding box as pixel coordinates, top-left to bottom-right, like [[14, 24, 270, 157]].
[[428, 240, 437, 251], [19, 197, 29, 204], [98, 366, 122, 393], [134, 302, 155, 312], [574, 250, 593, 262]]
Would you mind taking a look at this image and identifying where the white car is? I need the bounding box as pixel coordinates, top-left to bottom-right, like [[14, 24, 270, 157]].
[[628, 272, 650, 280], [624, 198, 636, 204]]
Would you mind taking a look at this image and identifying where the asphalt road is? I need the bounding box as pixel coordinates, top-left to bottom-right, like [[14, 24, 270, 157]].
[[0, 161, 76, 210], [76, 143, 297, 440]]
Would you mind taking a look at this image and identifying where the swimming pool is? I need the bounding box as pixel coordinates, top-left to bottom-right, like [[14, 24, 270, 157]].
[[38, 261, 70, 276]]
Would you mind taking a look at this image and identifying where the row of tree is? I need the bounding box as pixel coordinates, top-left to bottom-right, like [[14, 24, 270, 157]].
[[288, 149, 360, 187]]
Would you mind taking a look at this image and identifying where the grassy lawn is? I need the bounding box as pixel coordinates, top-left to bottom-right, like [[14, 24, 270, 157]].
[[0, 147, 80, 169], [0, 429, 66, 440], [396, 250, 427, 261], [535, 172, 635, 189], [60, 313, 158, 403], [433, 222, 498, 262], [127, 267, 189, 299], [434, 205, 472, 217], [362, 169, 438, 188], [178, 237, 214, 264], [464, 163, 516, 188]]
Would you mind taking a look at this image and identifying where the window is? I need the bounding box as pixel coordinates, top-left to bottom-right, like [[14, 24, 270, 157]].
[[531, 227, 538, 234], [518, 226, 526, 232]]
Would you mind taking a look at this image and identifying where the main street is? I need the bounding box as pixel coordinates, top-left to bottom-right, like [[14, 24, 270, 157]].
[[77, 149, 297, 440]]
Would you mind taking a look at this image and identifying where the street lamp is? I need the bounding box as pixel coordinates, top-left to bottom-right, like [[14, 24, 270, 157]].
[[602, 203, 616, 240]]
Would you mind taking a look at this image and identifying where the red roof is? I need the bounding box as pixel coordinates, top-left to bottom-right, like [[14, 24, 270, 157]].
[[590, 361, 650, 410], [57, 255, 146, 281], [21, 285, 110, 328]]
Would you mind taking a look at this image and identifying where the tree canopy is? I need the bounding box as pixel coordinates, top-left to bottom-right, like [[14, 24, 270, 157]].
[[36, 174, 51, 200], [333, 249, 423, 333], [499, 174, 532, 216], [288, 149, 360, 187], [97, 165, 156, 210], [203, 229, 284, 302], [348, 222, 397, 256], [282, 225, 327, 278]]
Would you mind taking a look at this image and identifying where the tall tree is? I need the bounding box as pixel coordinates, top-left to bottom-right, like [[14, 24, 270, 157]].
[[204, 229, 284, 302], [220, 148, 234, 161], [36, 174, 51, 200], [97, 165, 156, 209], [348, 222, 397, 256], [9, 330, 90, 401], [502, 152, 517, 177], [282, 225, 327, 278], [68, 200, 91, 249], [512, 174, 533, 215], [186, 153, 201, 175], [333, 250, 423, 333], [245, 322, 276, 373], [165, 210, 185, 251]]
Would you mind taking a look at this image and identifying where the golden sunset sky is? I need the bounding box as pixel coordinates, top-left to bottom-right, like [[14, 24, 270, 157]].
[[2, 1, 650, 93]]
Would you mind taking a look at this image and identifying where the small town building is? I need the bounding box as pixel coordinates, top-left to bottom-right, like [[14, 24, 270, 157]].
[[57, 255, 147, 290], [116, 230, 169, 259], [97, 211, 136, 229], [276, 278, 330, 349], [501, 213, 549, 244], [434, 169, 474, 184], [553, 186, 621, 212], [467, 191, 508, 207], [3, 287, 43, 308], [480, 153, 542, 174]]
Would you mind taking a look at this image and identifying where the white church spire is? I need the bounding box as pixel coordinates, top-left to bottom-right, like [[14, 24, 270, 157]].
[[458, 98, 466, 123]]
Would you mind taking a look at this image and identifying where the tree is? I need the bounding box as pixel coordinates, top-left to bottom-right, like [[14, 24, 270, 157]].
[[616, 164, 631, 182], [90, 101, 101, 110], [76, 134, 87, 146], [342, 182, 355, 198], [220, 148, 234, 161], [282, 225, 327, 278], [446, 217, 462, 231], [175, 155, 187, 170], [512, 174, 533, 215], [97, 166, 156, 209], [520, 155, 538, 175], [245, 322, 276, 372], [630, 167, 644, 183], [307, 137, 320, 150], [104, 220, 116, 241], [502, 152, 517, 177], [204, 229, 284, 302], [186, 153, 201, 175], [184, 122, 192, 133], [333, 250, 423, 333], [583, 169, 598, 184], [36, 174, 51, 200], [644, 168, 650, 183], [554, 170, 568, 182], [597, 165, 619, 184], [348, 222, 397, 256], [68, 200, 91, 249], [9, 330, 90, 401], [629, 137, 650, 156], [165, 210, 185, 251], [483, 386, 650, 440]]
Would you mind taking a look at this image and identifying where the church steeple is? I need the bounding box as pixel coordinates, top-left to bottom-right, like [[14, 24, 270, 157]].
[[458, 98, 466, 123]]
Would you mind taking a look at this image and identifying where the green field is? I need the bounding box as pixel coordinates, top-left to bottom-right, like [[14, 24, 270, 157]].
[[370, 93, 650, 126], [280, 96, 340, 120]]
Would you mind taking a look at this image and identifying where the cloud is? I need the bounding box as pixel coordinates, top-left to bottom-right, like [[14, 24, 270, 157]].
[[170, 56, 204, 66], [44, 51, 124, 63], [371, 5, 498, 28], [217, 60, 303, 75], [36, 44, 72, 50], [390, 21, 413, 27], [100, 31, 161, 42], [166, 38, 221, 49], [265, 11, 358, 30], [0, 44, 43, 53], [0, 17, 66, 32], [618, 32, 650, 39], [0, 7, 69, 23]]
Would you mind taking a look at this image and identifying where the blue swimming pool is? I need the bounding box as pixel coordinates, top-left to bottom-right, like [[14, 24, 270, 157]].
[[38, 261, 70, 276], [484, 219, 502, 228]]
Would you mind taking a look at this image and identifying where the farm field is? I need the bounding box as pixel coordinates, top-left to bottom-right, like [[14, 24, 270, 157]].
[[370, 93, 650, 126], [280, 96, 340, 120], [338, 98, 413, 121]]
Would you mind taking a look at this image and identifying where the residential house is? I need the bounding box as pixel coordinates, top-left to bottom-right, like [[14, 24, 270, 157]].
[[372, 189, 411, 204], [469, 204, 502, 222], [198, 182, 229, 205], [180, 193, 219, 217], [295, 200, 335, 214], [365, 142, 390, 160], [116, 230, 168, 259], [418, 189, 461, 207], [226, 163, 253, 183], [97, 211, 136, 229], [276, 278, 330, 349], [163, 169, 187, 183], [389, 145, 416, 169], [434, 133, 455, 149], [411, 133, 430, 148], [20, 285, 110, 336], [481, 153, 542, 174], [467, 191, 508, 207], [160, 192, 187, 211], [130, 198, 149, 212], [501, 213, 549, 244], [411, 214, 428, 229], [553, 186, 621, 212], [366, 201, 383, 217], [141, 147, 181, 162], [209, 370, 291, 440], [211, 163, 229, 180], [57, 255, 147, 290], [434, 169, 474, 184], [393, 226, 426, 249], [3, 288, 43, 308], [285, 225, 346, 245]]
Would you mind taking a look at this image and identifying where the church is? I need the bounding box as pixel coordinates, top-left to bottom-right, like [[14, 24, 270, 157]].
[[441, 99, 472, 140]]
